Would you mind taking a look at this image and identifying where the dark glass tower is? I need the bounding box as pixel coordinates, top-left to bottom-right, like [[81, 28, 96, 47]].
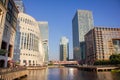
[[72, 10, 94, 63]]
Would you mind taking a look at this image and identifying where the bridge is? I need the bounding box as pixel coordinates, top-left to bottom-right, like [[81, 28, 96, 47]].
[[50, 61, 79, 65]]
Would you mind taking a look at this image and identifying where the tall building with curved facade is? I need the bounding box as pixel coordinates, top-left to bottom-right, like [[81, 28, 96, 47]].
[[14, 13, 45, 66]]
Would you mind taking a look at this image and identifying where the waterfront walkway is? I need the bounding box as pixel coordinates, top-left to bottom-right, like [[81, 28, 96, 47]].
[[0, 66, 28, 80], [67, 65, 119, 72], [27, 66, 47, 70]]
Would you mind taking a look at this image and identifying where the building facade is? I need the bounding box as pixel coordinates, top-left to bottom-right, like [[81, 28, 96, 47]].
[[0, 0, 7, 49], [13, 0, 45, 66], [60, 37, 69, 61], [38, 21, 49, 62], [14, 0, 25, 12], [72, 10, 94, 62], [14, 13, 45, 66], [85, 27, 120, 65], [0, 0, 18, 67]]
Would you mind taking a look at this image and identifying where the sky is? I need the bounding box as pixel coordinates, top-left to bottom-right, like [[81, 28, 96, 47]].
[[23, 0, 120, 60]]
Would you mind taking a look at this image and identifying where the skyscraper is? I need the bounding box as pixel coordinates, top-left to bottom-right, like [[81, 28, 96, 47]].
[[38, 22, 49, 62], [60, 37, 69, 61], [72, 10, 94, 62], [14, 0, 25, 12]]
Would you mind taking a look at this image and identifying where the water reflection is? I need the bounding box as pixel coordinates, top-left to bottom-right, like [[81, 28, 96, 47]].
[[22, 69, 47, 80], [22, 68, 120, 80]]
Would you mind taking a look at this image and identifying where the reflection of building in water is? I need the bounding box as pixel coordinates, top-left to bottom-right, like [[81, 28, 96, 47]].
[[85, 27, 120, 64], [27, 69, 47, 80], [60, 68, 68, 80], [97, 72, 113, 80]]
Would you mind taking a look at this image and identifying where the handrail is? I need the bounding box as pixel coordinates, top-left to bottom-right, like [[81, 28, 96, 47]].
[[0, 66, 27, 75]]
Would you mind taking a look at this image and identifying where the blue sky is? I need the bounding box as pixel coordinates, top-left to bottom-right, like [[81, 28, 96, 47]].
[[23, 0, 120, 60]]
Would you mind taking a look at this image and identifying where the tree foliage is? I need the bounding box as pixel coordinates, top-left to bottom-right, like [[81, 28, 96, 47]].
[[0, 49, 7, 55], [109, 54, 120, 64], [94, 60, 110, 65]]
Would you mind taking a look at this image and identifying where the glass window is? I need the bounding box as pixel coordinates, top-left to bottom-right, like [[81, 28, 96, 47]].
[[0, 0, 6, 5], [8, 1, 13, 11], [6, 12, 11, 22]]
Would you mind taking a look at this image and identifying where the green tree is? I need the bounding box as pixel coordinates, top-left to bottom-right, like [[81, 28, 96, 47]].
[[0, 49, 7, 56], [109, 54, 120, 65], [94, 60, 110, 65]]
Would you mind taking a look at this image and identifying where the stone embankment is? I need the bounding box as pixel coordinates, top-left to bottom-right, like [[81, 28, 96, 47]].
[[27, 66, 47, 70], [0, 66, 28, 80], [67, 65, 119, 72]]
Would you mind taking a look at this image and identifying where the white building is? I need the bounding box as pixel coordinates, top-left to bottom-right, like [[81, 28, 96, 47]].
[[14, 13, 45, 66]]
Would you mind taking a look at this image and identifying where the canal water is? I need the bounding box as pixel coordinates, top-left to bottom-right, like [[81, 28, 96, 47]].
[[22, 68, 120, 80]]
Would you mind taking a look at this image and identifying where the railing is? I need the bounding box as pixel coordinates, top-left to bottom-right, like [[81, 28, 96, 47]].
[[0, 66, 27, 75]]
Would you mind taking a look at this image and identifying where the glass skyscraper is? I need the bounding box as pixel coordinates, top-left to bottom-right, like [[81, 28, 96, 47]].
[[14, 0, 25, 12], [38, 22, 49, 62], [60, 37, 69, 61], [72, 10, 94, 62]]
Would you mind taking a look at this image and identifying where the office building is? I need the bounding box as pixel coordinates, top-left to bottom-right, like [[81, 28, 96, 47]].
[[72, 10, 94, 62], [13, 0, 45, 66], [14, 13, 45, 66], [14, 0, 25, 12], [0, 0, 7, 49], [38, 22, 49, 62], [60, 37, 69, 61], [85, 27, 120, 64], [0, 0, 18, 67]]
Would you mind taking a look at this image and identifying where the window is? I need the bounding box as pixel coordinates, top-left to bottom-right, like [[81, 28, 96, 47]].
[[0, 0, 6, 5], [3, 25, 8, 37], [23, 60, 26, 63], [8, 1, 13, 11], [6, 12, 11, 22]]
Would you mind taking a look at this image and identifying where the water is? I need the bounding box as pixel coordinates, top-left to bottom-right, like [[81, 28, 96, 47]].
[[22, 68, 120, 80]]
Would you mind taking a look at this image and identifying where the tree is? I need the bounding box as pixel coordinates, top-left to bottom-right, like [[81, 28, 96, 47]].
[[109, 54, 120, 65], [94, 60, 110, 65], [0, 49, 7, 56]]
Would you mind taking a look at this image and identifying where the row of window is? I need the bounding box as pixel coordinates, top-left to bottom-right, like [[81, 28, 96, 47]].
[[20, 32, 39, 51], [6, 0, 18, 28], [19, 17, 37, 26], [22, 60, 37, 65], [95, 27, 120, 31], [20, 26, 39, 34], [20, 53, 37, 57]]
